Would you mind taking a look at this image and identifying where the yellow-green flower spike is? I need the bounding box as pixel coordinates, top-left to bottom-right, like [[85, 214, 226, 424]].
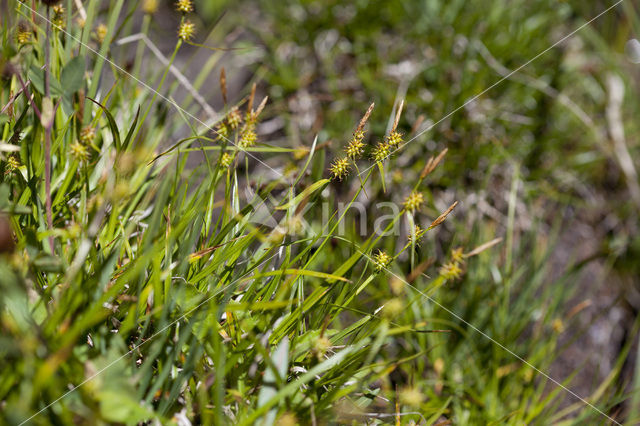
[[372, 250, 392, 272], [178, 20, 196, 41], [175, 0, 194, 13], [329, 157, 350, 180], [403, 191, 424, 212]]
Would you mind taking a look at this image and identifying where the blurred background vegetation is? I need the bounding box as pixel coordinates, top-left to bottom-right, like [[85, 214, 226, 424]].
[[2, 0, 640, 424]]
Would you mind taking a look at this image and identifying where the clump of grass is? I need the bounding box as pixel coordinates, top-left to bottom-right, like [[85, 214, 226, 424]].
[[0, 1, 634, 425]]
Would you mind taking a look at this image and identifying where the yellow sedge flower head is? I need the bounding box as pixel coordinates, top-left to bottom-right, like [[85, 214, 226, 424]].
[[70, 141, 90, 162], [80, 126, 96, 144], [175, 0, 194, 13], [439, 261, 462, 280], [329, 157, 350, 180], [220, 152, 234, 168], [239, 127, 257, 148], [142, 0, 158, 14], [52, 5, 66, 29], [372, 250, 392, 272], [16, 22, 31, 44], [386, 130, 403, 147], [178, 20, 196, 41], [451, 247, 464, 263], [403, 191, 424, 212], [407, 224, 425, 246], [216, 121, 229, 140], [371, 141, 391, 163], [94, 23, 108, 43], [345, 137, 364, 160], [4, 156, 20, 176], [227, 107, 242, 130]]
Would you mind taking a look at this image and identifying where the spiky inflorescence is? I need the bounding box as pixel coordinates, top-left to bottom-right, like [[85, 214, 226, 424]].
[[220, 152, 234, 168], [175, 0, 194, 13], [4, 156, 20, 176], [403, 191, 424, 212], [371, 142, 391, 163], [345, 135, 365, 160], [386, 130, 403, 147], [215, 121, 229, 140], [329, 157, 350, 180], [439, 261, 462, 280], [16, 22, 31, 44], [451, 247, 464, 263], [238, 126, 257, 148], [52, 5, 66, 29], [407, 224, 425, 246], [372, 250, 392, 272], [178, 20, 196, 41], [69, 141, 90, 162], [226, 107, 242, 130]]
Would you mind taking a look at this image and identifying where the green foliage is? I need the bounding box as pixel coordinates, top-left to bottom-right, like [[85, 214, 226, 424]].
[[0, 0, 637, 425]]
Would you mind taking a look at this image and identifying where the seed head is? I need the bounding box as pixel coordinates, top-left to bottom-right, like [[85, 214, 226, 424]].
[[329, 157, 350, 180], [403, 191, 424, 212], [69, 141, 90, 162], [175, 0, 194, 13], [142, 0, 158, 14], [371, 142, 391, 163], [372, 250, 392, 272], [178, 20, 196, 41]]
